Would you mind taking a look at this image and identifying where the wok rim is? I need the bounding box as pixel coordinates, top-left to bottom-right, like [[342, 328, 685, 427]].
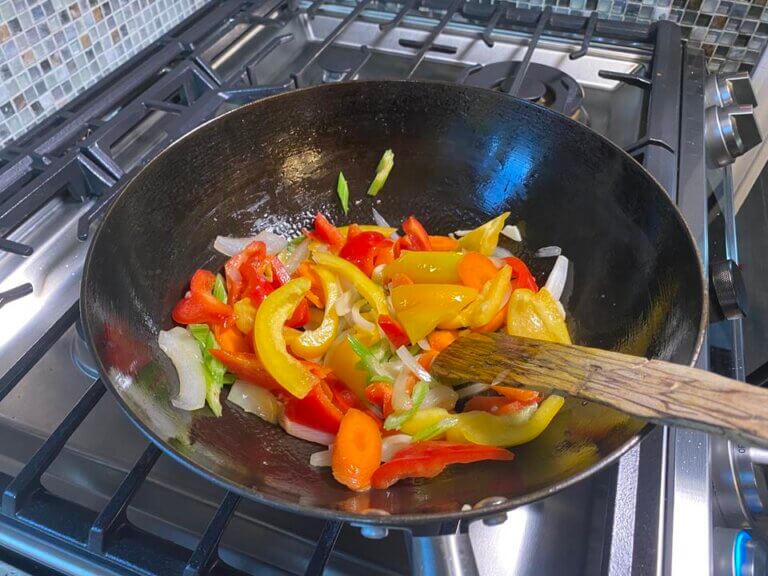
[[81, 79, 708, 526]]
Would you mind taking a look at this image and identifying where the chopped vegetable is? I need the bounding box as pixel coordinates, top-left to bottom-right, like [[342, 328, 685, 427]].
[[347, 335, 394, 384], [367, 149, 394, 196], [458, 252, 499, 291], [167, 207, 574, 492], [287, 266, 341, 359], [446, 395, 565, 446], [457, 213, 510, 256], [228, 379, 280, 423], [158, 327, 207, 411], [402, 216, 432, 251], [332, 409, 382, 491], [212, 273, 228, 303], [506, 288, 570, 344], [313, 250, 388, 316], [370, 441, 513, 489], [253, 278, 319, 398], [337, 171, 350, 214], [384, 380, 430, 430], [382, 251, 464, 284]]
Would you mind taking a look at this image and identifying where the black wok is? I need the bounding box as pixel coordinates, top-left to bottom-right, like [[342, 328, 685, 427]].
[[81, 81, 706, 527]]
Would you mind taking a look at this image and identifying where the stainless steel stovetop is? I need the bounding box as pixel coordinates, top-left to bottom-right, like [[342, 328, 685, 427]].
[[0, 0, 759, 574]]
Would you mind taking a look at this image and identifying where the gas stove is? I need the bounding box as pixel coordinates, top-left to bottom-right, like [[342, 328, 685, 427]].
[[0, 0, 761, 574]]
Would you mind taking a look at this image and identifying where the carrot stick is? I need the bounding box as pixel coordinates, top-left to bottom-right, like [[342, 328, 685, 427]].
[[332, 409, 382, 491], [458, 252, 499, 290]]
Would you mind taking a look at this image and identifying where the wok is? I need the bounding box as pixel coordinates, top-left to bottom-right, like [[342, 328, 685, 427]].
[[81, 81, 706, 532]]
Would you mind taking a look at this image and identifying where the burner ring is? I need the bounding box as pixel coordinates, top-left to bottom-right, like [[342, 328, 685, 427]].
[[464, 62, 585, 120]]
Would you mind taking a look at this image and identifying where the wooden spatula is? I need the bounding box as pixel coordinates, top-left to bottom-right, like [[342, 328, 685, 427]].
[[431, 331, 768, 447]]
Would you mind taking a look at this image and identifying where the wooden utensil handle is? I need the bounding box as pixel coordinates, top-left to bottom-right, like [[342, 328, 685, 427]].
[[433, 332, 768, 447]]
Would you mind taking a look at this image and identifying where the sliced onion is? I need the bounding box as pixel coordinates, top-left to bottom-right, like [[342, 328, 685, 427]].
[[283, 238, 310, 274], [158, 327, 206, 411], [280, 414, 335, 445], [535, 245, 562, 258], [422, 383, 459, 410], [335, 290, 355, 316], [214, 230, 287, 257], [457, 382, 490, 399], [396, 346, 432, 382], [544, 255, 569, 301], [417, 338, 431, 351], [501, 225, 522, 242], [392, 366, 413, 412], [228, 379, 279, 423], [372, 207, 391, 228], [372, 264, 386, 284], [454, 229, 472, 237], [381, 434, 412, 462], [492, 246, 514, 258], [491, 369, 511, 387], [351, 299, 375, 332], [310, 449, 332, 467]]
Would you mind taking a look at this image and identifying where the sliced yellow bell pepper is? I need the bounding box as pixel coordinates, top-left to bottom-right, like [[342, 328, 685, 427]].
[[468, 265, 512, 327], [233, 297, 257, 334], [338, 224, 397, 238], [382, 251, 464, 284], [458, 212, 510, 256], [325, 330, 379, 402], [287, 266, 341, 360], [506, 288, 571, 344], [390, 284, 478, 343], [312, 250, 388, 316], [400, 407, 452, 436], [445, 395, 565, 446], [253, 278, 318, 399]]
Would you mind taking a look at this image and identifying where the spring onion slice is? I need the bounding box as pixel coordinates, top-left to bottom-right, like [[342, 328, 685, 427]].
[[337, 171, 350, 214], [412, 416, 460, 442], [384, 380, 429, 430], [212, 273, 227, 303], [367, 149, 394, 196]]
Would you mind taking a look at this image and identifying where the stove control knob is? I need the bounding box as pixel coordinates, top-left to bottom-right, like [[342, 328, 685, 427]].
[[714, 529, 767, 576], [706, 72, 758, 108], [710, 259, 748, 322], [705, 104, 763, 167]]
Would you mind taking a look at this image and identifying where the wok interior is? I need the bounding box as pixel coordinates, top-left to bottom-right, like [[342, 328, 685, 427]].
[[83, 81, 703, 520]]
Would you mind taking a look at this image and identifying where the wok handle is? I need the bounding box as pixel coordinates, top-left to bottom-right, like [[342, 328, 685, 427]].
[[411, 531, 479, 576], [433, 332, 768, 448]]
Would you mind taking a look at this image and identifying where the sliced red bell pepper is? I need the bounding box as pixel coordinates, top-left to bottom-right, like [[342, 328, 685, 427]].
[[208, 349, 280, 390], [339, 231, 392, 276], [365, 382, 393, 418], [502, 256, 538, 292], [225, 241, 267, 301], [172, 269, 233, 324], [312, 213, 345, 249], [269, 256, 291, 286], [241, 257, 275, 304], [463, 396, 525, 414], [402, 216, 432, 251], [283, 383, 344, 434], [370, 441, 514, 489], [285, 297, 310, 328], [378, 314, 410, 347]]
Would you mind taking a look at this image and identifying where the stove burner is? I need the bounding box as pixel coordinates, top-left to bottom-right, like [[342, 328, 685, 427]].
[[318, 47, 364, 83], [465, 62, 585, 121]]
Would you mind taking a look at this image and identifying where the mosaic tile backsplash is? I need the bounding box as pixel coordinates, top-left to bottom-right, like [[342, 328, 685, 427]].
[[0, 0, 209, 146], [0, 0, 767, 147]]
